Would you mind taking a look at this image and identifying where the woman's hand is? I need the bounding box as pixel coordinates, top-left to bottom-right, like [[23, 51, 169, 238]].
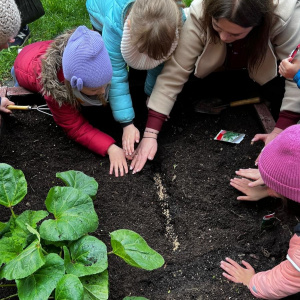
[[230, 177, 268, 201], [122, 124, 140, 156], [130, 128, 158, 174], [220, 257, 255, 287], [107, 144, 128, 177]]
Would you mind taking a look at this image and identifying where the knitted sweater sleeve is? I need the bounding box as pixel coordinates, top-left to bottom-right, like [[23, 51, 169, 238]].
[[249, 233, 300, 299], [45, 96, 115, 157]]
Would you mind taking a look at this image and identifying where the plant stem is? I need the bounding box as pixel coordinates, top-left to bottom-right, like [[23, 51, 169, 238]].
[[107, 251, 114, 255], [9, 207, 16, 219], [0, 284, 16, 287], [0, 293, 18, 300]]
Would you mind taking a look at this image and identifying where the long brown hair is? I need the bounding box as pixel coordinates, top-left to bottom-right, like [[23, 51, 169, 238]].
[[130, 0, 183, 60], [202, 0, 277, 72]]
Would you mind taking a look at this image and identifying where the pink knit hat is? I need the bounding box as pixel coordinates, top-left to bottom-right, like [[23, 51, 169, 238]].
[[258, 125, 300, 203]]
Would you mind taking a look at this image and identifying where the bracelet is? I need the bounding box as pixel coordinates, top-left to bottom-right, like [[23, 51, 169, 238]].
[[144, 130, 158, 135], [143, 136, 157, 140]]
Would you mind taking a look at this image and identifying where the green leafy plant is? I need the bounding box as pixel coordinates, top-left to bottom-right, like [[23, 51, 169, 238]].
[[0, 163, 164, 300]]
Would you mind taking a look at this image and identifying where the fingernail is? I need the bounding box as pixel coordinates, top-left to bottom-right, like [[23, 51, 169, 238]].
[[130, 166, 133, 170], [255, 161, 258, 166], [132, 171, 135, 174], [250, 141, 254, 145]]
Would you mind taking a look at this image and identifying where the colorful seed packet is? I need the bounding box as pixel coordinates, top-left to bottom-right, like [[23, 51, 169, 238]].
[[214, 129, 245, 144]]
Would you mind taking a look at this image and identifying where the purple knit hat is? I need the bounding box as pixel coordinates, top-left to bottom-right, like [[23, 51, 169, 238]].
[[62, 26, 112, 91], [258, 125, 300, 203]]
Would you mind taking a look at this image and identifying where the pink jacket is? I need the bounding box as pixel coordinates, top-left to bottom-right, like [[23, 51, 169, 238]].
[[249, 224, 300, 299]]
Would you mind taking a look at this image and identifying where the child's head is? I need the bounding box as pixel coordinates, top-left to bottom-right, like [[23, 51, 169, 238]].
[[258, 125, 300, 203], [121, 0, 183, 70], [62, 26, 112, 94], [0, 0, 21, 50]]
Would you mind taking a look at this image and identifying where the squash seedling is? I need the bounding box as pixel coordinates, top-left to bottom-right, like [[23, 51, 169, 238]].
[[0, 163, 164, 300]]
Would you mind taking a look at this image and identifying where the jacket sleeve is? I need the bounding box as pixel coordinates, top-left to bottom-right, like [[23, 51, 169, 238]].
[[272, 1, 300, 115], [249, 233, 300, 299], [293, 70, 300, 89], [101, 25, 135, 124], [45, 96, 115, 157]]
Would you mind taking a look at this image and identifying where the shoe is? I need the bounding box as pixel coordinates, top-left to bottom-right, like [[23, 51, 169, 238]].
[[9, 25, 30, 47]]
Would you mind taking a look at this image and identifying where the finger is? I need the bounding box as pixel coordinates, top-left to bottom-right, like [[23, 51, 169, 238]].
[[122, 140, 128, 155], [132, 155, 147, 174], [135, 130, 140, 143], [222, 271, 240, 283], [119, 163, 124, 177], [123, 161, 129, 174], [225, 257, 242, 269], [241, 260, 253, 270], [109, 163, 113, 175], [130, 154, 138, 170], [236, 196, 251, 201], [129, 139, 135, 156], [114, 165, 119, 177]]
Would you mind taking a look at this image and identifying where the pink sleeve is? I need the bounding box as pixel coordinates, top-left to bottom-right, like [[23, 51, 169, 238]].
[[249, 234, 300, 299], [45, 96, 115, 156]]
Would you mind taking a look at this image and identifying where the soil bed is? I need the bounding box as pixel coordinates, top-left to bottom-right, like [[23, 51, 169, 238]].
[[0, 73, 299, 300]]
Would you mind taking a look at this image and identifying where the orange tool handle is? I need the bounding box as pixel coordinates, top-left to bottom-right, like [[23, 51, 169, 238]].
[[230, 97, 260, 107], [7, 105, 31, 110]]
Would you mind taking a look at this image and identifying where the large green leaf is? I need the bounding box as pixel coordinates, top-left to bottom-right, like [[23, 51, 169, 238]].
[[0, 237, 23, 265], [110, 229, 164, 271], [39, 186, 98, 241], [81, 270, 109, 300], [16, 253, 65, 300], [0, 240, 45, 280], [123, 297, 149, 300], [64, 236, 107, 277], [0, 163, 27, 207], [55, 274, 84, 300], [56, 170, 98, 199], [11, 210, 49, 248]]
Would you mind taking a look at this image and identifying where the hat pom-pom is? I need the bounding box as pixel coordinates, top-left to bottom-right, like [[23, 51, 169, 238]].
[[70, 76, 83, 91]]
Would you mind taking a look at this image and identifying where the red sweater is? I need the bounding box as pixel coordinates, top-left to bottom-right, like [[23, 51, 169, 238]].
[[14, 41, 115, 156]]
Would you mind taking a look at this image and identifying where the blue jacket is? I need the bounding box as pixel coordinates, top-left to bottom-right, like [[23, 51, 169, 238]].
[[294, 70, 300, 89], [86, 0, 185, 124]]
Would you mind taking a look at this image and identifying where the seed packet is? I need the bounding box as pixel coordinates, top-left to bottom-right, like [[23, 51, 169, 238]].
[[214, 129, 245, 144]]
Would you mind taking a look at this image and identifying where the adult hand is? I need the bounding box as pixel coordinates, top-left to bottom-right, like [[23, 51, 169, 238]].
[[251, 127, 282, 165], [130, 128, 158, 174], [0, 97, 15, 113], [230, 177, 268, 201], [235, 168, 264, 187], [279, 58, 300, 79], [122, 124, 140, 156], [107, 144, 128, 177], [220, 257, 255, 287]]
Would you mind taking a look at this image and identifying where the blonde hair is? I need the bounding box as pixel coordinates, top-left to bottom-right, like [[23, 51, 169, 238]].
[[130, 0, 183, 60]]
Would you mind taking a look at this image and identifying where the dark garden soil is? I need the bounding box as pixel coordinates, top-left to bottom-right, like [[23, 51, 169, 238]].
[[1, 70, 300, 300]]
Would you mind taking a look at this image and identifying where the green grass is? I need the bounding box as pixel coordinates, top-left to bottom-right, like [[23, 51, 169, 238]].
[[0, 0, 90, 83]]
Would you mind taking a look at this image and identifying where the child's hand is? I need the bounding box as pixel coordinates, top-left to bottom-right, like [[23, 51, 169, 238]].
[[230, 177, 269, 201], [235, 168, 264, 187], [107, 144, 128, 177], [220, 257, 255, 287], [279, 58, 300, 79], [0, 97, 15, 114], [122, 124, 140, 156]]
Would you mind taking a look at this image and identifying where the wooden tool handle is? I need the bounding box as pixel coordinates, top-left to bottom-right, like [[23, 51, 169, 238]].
[[7, 105, 31, 110], [230, 97, 260, 107]]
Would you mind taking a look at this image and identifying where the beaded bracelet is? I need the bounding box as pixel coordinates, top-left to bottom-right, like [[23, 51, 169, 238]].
[[144, 130, 158, 135]]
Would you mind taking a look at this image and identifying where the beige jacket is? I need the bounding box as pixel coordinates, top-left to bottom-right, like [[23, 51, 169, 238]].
[[148, 0, 300, 116]]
